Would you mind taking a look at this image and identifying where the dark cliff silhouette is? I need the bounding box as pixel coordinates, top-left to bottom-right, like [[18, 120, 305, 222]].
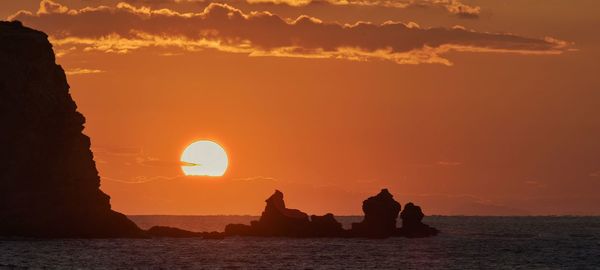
[[0, 21, 142, 238]]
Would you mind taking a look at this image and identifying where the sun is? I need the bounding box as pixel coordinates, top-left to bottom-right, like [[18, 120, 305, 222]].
[[181, 140, 228, 176]]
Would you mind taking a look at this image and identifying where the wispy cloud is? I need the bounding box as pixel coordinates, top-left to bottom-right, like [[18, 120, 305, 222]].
[[246, 0, 481, 18], [93, 146, 182, 168], [65, 67, 105, 75], [101, 175, 181, 184], [128, 0, 481, 18], [231, 176, 277, 182], [12, 0, 571, 65], [102, 175, 277, 184], [92, 146, 144, 157]]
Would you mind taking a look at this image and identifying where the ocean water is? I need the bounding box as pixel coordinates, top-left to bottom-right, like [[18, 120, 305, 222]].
[[1, 216, 600, 269]]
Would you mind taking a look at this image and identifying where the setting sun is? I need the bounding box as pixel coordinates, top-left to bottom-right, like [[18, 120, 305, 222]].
[[181, 140, 228, 177]]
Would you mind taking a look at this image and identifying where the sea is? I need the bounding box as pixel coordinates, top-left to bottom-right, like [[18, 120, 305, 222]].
[[1, 216, 599, 269]]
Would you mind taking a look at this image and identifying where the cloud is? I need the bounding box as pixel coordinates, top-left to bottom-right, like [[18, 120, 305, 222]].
[[246, 0, 481, 18], [136, 156, 183, 167], [94, 146, 183, 167], [101, 175, 180, 184], [102, 175, 277, 184], [92, 146, 143, 156], [231, 176, 278, 182], [12, 0, 571, 65], [127, 0, 481, 18], [65, 67, 105, 75]]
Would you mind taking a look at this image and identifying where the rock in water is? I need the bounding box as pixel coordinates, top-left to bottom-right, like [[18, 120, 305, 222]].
[[146, 226, 225, 239], [397, 202, 439, 238], [257, 190, 311, 233], [146, 226, 202, 238], [225, 190, 346, 237], [309, 213, 344, 237], [225, 189, 438, 238], [0, 21, 142, 238], [226, 190, 311, 236], [351, 189, 401, 238]]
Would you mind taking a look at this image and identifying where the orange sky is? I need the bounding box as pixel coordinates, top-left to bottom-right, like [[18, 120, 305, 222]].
[[3, 0, 600, 215]]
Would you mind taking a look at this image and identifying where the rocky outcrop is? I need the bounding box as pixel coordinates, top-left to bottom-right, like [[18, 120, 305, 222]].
[[225, 190, 310, 237], [255, 190, 311, 236], [309, 214, 344, 237], [396, 202, 439, 238], [225, 190, 345, 237], [146, 226, 225, 239], [224, 189, 437, 238], [351, 189, 401, 238], [0, 21, 142, 238]]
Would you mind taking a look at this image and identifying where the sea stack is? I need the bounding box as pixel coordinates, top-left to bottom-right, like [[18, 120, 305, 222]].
[[396, 202, 439, 238], [225, 190, 346, 237], [351, 188, 402, 238], [226, 190, 311, 236], [224, 189, 439, 238], [0, 21, 142, 238]]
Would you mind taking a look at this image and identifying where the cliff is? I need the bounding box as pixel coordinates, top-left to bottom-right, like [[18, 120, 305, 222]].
[[0, 21, 142, 238]]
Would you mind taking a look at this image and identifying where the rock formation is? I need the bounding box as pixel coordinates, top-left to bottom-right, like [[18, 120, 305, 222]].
[[146, 226, 225, 239], [225, 189, 438, 238], [351, 189, 401, 238], [225, 190, 345, 237], [225, 190, 311, 236], [309, 213, 345, 237], [0, 21, 142, 238], [396, 202, 439, 238], [255, 189, 311, 236]]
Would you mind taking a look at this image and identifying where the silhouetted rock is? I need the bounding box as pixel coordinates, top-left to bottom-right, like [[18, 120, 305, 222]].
[[257, 190, 311, 235], [202, 231, 226, 240], [351, 189, 401, 238], [223, 189, 438, 238], [0, 21, 143, 238], [396, 202, 439, 238], [225, 190, 310, 236], [146, 226, 225, 239], [309, 213, 345, 237], [224, 223, 253, 236], [225, 190, 347, 237], [147, 226, 201, 238]]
